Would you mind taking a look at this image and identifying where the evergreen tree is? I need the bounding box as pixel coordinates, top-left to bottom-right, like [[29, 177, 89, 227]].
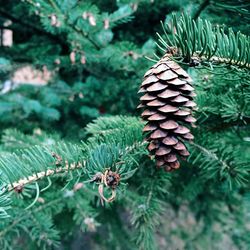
[[0, 0, 250, 249]]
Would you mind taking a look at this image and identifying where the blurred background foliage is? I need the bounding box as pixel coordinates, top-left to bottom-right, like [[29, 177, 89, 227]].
[[0, 0, 248, 138]]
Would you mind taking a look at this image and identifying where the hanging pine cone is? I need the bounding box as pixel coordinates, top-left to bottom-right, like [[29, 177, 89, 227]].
[[138, 54, 197, 171]]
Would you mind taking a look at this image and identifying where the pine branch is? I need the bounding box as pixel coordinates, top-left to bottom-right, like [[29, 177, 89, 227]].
[[0, 142, 83, 190], [7, 161, 83, 191], [158, 13, 250, 68], [189, 142, 250, 189], [0, 117, 145, 204]]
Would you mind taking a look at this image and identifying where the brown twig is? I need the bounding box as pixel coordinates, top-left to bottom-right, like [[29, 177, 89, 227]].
[[7, 161, 84, 191]]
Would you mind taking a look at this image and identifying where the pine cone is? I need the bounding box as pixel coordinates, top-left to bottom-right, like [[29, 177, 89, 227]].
[[138, 55, 196, 171]]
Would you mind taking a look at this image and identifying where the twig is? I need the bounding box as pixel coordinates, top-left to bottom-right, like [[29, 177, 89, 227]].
[[7, 161, 84, 191], [193, 0, 210, 20]]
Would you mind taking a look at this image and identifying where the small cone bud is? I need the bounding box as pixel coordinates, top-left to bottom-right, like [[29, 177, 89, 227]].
[[55, 20, 61, 27], [88, 14, 96, 26], [104, 19, 109, 29], [54, 58, 61, 65], [131, 3, 138, 11], [80, 54, 86, 64], [82, 12, 88, 19], [50, 14, 57, 26], [70, 51, 76, 64]]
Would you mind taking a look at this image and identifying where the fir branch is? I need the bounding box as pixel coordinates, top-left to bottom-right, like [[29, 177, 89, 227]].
[[158, 13, 250, 68], [191, 142, 230, 171], [0, 142, 83, 190], [0, 120, 143, 202], [190, 142, 250, 189], [7, 161, 83, 191]]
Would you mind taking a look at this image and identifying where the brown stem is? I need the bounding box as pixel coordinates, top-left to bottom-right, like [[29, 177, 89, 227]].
[[8, 161, 84, 191]]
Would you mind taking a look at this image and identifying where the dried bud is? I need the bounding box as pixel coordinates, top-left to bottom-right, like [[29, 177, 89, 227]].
[[37, 197, 45, 203], [70, 51, 76, 64], [131, 3, 138, 11], [52, 152, 62, 166], [1, 29, 13, 47], [80, 54, 86, 64], [82, 12, 88, 19], [127, 51, 139, 60], [3, 20, 12, 27], [14, 185, 23, 193], [91, 172, 103, 182], [203, 75, 210, 82], [55, 20, 61, 27], [84, 217, 96, 232], [106, 170, 120, 189], [74, 182, 84, 192], [54, 58, 61, 65], [189, 57, 200, 67], [50, 14, 57, 26], [104, 19, 109, 29], [88, 14, 96, 26], [33, 128, 42, 135], [69, 95, 75, 102], [78, 92, 84, 99]]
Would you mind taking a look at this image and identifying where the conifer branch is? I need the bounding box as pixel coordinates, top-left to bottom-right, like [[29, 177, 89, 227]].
[[0, 116, 144, 206], [7, 161, 83, 191], [158, 13, 250, 69], [191, 142, 230, 170]]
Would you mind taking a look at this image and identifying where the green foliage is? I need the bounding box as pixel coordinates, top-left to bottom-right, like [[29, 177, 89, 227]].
[[158, 13, 250, 67], [85, 115, 144, 146], [0, 142, 82, 184], [0, 186, 11, 219]]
